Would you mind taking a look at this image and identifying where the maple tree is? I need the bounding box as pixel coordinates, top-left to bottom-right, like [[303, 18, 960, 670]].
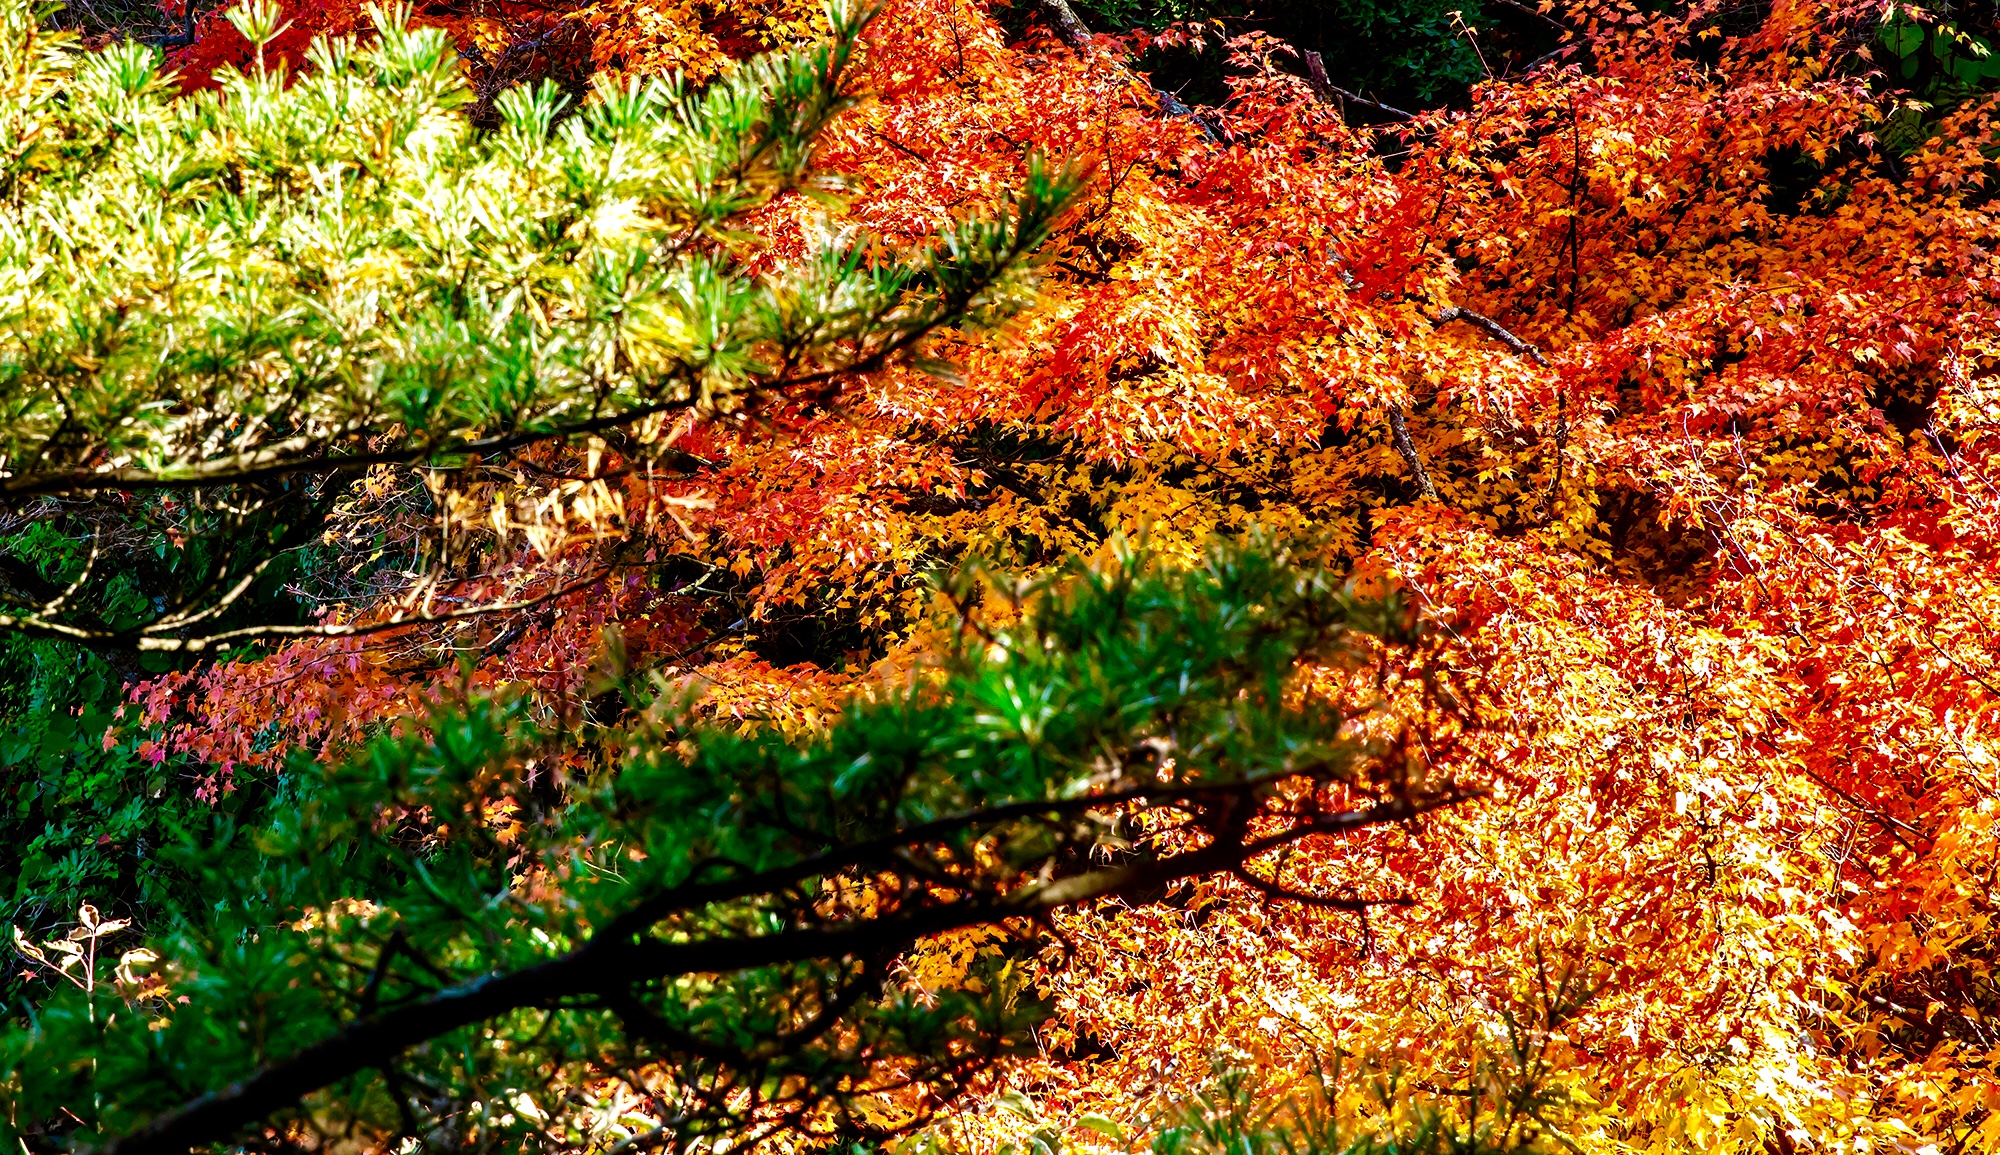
[[13, 0, 2000, 1150]]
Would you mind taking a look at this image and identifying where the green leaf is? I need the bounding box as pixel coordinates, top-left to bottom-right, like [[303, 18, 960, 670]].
[[1077, 1114, 1126, 1140], [996, 1090, 1041, 1121], [1881, 13, 1925, 57]]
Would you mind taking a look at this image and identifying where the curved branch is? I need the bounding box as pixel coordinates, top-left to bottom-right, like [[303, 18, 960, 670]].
[[598, 766, 1344, 942], [0, 404, 693, 499], [1026, 0, 1094, 49], [1429, 306, 1562, 513]]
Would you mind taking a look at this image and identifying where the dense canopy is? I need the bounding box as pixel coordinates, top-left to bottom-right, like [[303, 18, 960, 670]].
[[8, 0, 2000, 1150]]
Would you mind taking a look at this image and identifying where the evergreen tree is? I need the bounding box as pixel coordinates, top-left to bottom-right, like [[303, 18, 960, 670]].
[[0, 0, 1068, 652]]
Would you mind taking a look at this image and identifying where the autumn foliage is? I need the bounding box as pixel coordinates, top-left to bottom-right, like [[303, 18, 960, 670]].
[[15, 0, 2000, 1147]]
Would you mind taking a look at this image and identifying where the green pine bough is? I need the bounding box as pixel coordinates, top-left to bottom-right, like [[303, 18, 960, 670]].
[[1, 541, 1473, 1155], [0, 0, 1074, 651]]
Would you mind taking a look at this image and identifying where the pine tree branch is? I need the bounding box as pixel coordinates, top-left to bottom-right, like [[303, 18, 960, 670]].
[[90, 791, 1463, 1155], [598, 765, 1360, 940], [2, 169, 1072, 502], [0, 566, 611, 653], [0, 405, 695, 498]]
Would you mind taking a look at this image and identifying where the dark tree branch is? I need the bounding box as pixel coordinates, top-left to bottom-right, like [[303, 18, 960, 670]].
[[0, 404, 693, 499], [1026, 0, 1221, 143], [601, 989, 757, 1066], [1387, 407, 1439, 501], [605, 1123, 675, 1155], [599, 767, 1339, 941], [1229, 865, 1414, 912], [1027, 0, 1093, 49], [1430, 306, 1553, 368], [1301, 51, 1416, 123], [1512, 42, 1581, 78], [1429, 307, 1563, 515]]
